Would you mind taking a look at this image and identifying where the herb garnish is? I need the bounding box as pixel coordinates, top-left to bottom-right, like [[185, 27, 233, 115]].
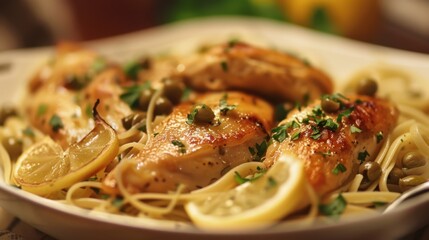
[[234, 166, 266, 184], [220, 61, 228, 72], [271, 120, 300, 142], [350, 125, 362, 133], [332, 163, 347, 175], [119, 82, 150, 108], [248, 140, 268, 162], [123, 60, 141, 80], [37, 104, 48, 117], [274, 104, 288, 122], [22, 127, 35, 137], [171, 140, 186, 153], [358, 150, 370, 163], [319, 194, 347, 217], [49, 114, 64, 132], [219, 94, 236, 115], [376, 131, 384, 143], [337, 107, 354, 123]]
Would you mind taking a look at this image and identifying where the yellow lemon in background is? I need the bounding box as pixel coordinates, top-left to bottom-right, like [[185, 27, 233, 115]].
[[280, 0, 381, 40]]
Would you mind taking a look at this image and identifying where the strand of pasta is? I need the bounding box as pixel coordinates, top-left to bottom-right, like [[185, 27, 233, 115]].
[[0, 144, 11, 184], [348, 174, 363, 192], [145, 87, 163, 142]]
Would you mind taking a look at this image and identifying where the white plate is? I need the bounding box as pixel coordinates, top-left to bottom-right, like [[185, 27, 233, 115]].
[[0, 17, 428, 240]]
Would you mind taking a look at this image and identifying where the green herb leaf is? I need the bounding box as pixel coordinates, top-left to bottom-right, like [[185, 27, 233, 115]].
[[274, 104, 288, 122], [332, 163, 347, 175], [22, 127, 35, 137], [376, 131, 384, 144], [291, 131, 300, 141], [112, 197, 124, 208], [171, 140, 186, 153], [337, 107, 354, 123], [249, 140, 268, 161], [234, 167, 266, 184], [311, 127, 322, 140], [272, 124, 288, 142], [358, 150, 370, 163], [350, 125, 362, 133], [181, 87, 192, 101], [319, 194, 347, 217], [219, 94, 236, 115], [37, 104, 48, 117], [88, 58, 106, 77], [266, 176, 277, 189], [220, 61, 228, 72], [323, 119, 339, 131], [119, 83, 150, 108], [123, 60, 141, 80], [49, 114, 64, 132], [186, 107, 199, 125]]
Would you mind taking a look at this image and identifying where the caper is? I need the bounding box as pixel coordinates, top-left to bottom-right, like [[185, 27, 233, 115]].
[[121, 112, 146, 130], [321, 98, 340, 113], [194, 105, 215, 124], [154, 97, 173, 116], [138, 88, 155, 111], [359, 161, 382, 189], [2, 137, 23, 160], [162, 78, 184, 104], [402, 152, 426, 169], [387, 167, 404, 185], [0, 106, 17, 125], [356, 78, 378, 96], [399, 175, 426, 192]]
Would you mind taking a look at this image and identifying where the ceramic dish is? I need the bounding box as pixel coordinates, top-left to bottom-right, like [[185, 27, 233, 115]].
[[0, 17, 428, 240]]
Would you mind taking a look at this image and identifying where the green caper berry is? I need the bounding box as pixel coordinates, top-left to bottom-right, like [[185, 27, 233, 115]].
[[356, 78, 378, 96], [162, 78, 184, 105], [402, 152, 427, 169], [121, 112, 146, 130], [154, 97, 173, 116], [138, 88, 154, 111], [387, 167, 404, 185], [194, 105, 215, 124], [321, 98, 340, 113], [359, 161, 382, 189], [399, 175, 426, 192], [0, 106, 17, 125], [2, 137, 23, 160]]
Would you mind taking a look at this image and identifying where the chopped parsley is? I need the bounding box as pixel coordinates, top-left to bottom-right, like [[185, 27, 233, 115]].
[[350, 125, 362, 133], [274, 104, 288, 122], [88, 58, 106, 77], [266, 177, 277, 189], [181, 87, 192, 101], [220, 61, 228, 72], [186, 106, 199, 125], [171, 140, 186, 153], [37, 104, 48, 116], [322, 118, 339, 131], [248, 140, 268, 162], [119, 82, 150, 108], [376, 131, 384, 143], [318, 150, 332, 158], [271, 120, 300, 143], [319, 194, 347, 217], [123, 60, 141, 80], [332, 163, 347, 175], [291, 131, 300, 141], [310, 127, 322, 140], [336, 107, 354, 123], [112, 197, 124, 208], [234, 166, 266, 184], [219, 94, 236, 115], [49, 114, 64, 132], [358, 150, 370, 163], [22, 127, 35, 137]]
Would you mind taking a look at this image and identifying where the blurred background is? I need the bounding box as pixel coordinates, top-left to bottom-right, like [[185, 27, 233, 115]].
[[0, 0, 428, 53]]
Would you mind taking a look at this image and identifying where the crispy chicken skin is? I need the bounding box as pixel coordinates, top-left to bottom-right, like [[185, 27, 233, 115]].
[[24, 43, 132, 147], [264, 95, 398, 196], [103, 91, 274, 193], [173, 42, 333, 102]]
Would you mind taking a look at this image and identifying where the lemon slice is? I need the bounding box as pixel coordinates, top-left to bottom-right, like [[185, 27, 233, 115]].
[[13, 107, 119, 196], [185, 153, 307, 229]]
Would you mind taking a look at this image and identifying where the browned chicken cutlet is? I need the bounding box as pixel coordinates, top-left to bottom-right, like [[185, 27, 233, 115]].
[[264, 94, 398, 196], [103, 91, 274, 193], [172, 42, 333, 102], [24, 43, 132, 147]]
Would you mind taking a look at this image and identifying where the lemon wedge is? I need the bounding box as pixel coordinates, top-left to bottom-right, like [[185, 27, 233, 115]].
[[185, 153, 307, 229], [13, 104, 119, 196]]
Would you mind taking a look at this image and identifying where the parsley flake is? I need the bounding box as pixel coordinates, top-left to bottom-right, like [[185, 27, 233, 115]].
[[337, 107, 354, 123], [171, 140, 186, 153], [37, 104, 48, 117], [332, 163, 347, 175], [291, 131, 300, 141], [319, 194, 347, 217], [219, 94, 236, 115], [376, 131, 384, 143], [350, 125, 362, 133], [358, 150, 370, 163], [234, 167, 266, 184], [22, 127, 35, 137], [119, 82, 150, 108], [248, 140, 268, 162], [49, 114, 64, 132], [220, 61, 228, 72]]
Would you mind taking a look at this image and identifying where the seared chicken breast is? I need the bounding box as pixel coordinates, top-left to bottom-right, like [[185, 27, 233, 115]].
[[264, 94, 398, 196], [173, 42, 333, 102], [103, 91, 274, 193]]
